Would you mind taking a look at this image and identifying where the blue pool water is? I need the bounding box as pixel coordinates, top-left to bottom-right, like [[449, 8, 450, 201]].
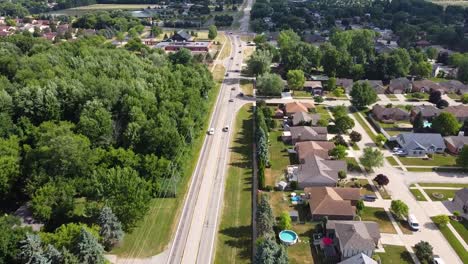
[[423, 120, 432, 128], [291, 196, 301, 202], [279, 230, 298, 243]]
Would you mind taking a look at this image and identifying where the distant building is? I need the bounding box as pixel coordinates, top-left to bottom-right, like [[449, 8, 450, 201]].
[[155, 41, 211, 53], [444, 136, 468, 154], [372, 104, 409, 122]]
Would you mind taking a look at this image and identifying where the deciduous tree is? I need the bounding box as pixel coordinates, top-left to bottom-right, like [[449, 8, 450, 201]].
[[256, 73, 284, 96], [373, 174, 389, 187], [286, 70, 305, 90], [329, 145, 347, 160], [360, 147, 384, 170], [278, 212, 292, 230], [432, 112, 461, 136], [390, 200, 409, 220], [350, 82, 378, 108], [208, 25, 217, 40], [335, 116, 355, 133], [414, 241, 434, 263]]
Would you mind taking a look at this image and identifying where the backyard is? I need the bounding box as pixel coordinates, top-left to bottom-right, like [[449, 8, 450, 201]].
[[424, 189, 458, 201], [215, 104, 253, 264], [266, 131, 293, 187]]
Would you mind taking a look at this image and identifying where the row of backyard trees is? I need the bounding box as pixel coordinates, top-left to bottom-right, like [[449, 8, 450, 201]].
[[0, 34, 214, 262], [255, 102, 274, 190]]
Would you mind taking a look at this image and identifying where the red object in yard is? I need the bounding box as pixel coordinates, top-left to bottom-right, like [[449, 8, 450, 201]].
[[322, 237, 333, 245]]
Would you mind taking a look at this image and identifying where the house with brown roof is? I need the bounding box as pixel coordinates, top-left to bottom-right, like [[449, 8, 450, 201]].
[[356, 80, 386, 94], [284, 101, 314, 116], [304, 80, 323, 95], [388, 77, 411, 94], [282, 126, 327, 144], [326, 220, 381, 260], [444, 105, 468, 122], [372, 104, 409, 122], [291, 112, 321, 126], [444, 136, 468, 154], [336, 78, 354, 93], [411, 79, 442, 93], [304, 187, 360, 220], [410, 105, 441, 121], [295, 141, 335, 161]]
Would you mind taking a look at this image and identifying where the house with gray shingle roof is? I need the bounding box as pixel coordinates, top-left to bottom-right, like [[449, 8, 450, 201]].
[[294, 155, 346, 188], [388, 77, 411, 94], [338, 253, 377, 264], [396, 133, 446, 156], [372, 104, 409, 122], [453, 188, 468, 218], [356, 80, 386, 94], [291, 112, 321, 126], [410, 105, 441, 121], [282, 126, 328, 144], [327, 221, 381, 260]]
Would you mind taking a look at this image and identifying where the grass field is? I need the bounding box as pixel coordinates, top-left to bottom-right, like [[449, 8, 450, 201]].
[[418, 183, 468, 188], [343, 179, 375, 196], [429, 0, 468, 6], [425, 189, 458, 201], [360, 207, 397, 234], [266, 131, 291, 186], [450, 219, 468, 244], [433, 217, 468, 263], [398, 154, 457, 167], [376, 245, 414, 264], [287, 223, 319, 264], [409, 188, 428, 201], [215, 104, 252, 264], [112, 53, 224, 257], [240, 79, 254, 96], [218, 33, 232, 60]]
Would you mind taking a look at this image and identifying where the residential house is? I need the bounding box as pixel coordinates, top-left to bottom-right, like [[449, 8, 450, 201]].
[[291, 112, 321, 126], [169, 30, 194, 42], [444, 136, 468, 154], [452, 188, 468, 216], [433, 64, 458, 79], [395, 133, 446, 156], [356, 80, 386, 94], [327, 221, 381, 260], [411, 79, 442, 93], [304, 187, 360, 220], [284, 101, 314, 116], [295, 141, 336, 160], [336, 78, 354, 93], [439, 80, 468, 94], [282, 126, 327, 144], [444, 105, 468, 122], [372, 104, 409, 122], [388, 77, 411, 94], [292, 155, 346, 188], [304, 80, 323, 95], [410, 105, 441, 121], [338, 253, 377, 264]]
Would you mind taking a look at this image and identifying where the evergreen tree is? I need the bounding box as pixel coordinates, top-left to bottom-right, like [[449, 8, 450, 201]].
[[73, 228, 104, 264], [256, 195, 274, 237], [18, 233, 49, 264], [254, 237, 288, 264], [44, 244, 62, 264], [98, 206, 124, 250]]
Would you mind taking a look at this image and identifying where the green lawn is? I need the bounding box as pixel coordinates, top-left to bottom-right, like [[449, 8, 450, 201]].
[[314, 105, 332, 123], [373, 182, 392, 199], [418, 183, 468, 188], [346, 157, 362, 172], [451, 219, 468, 244], [112, 63, 222, 257], [406, 167, 433, 172], [433, 218, 468, 263], [361, 207, 397, 234], [293, 90, 312, 98], [215, 104, 253, 264], [376, 245, 414, 264], [386, 156, 399, 166], [218, 33, 232, 60], [240, 79, 254, 96], [351, 143, 359, 150], [447, 93, 461, 100], [409, 188, 428, 201], [398, 154, 457, 167], [343, 179, 375, 196], [425, 189, 458, 201], [287, 223, 319, 264], [405, 93, 429, 101], [386, 94, 400, 101], [267, 131, 292, 186]]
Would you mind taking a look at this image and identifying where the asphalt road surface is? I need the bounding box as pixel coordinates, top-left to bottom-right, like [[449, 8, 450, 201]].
[[166, 34, 247, 264]]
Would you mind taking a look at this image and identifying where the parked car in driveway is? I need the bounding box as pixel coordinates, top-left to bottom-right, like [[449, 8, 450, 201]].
[[432, 256, 445, 264], [362, 194, 377, 202], [407, 214, 420, 231]]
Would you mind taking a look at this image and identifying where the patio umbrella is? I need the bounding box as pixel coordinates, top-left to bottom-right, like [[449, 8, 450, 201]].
[[322, 237, 333, 246]]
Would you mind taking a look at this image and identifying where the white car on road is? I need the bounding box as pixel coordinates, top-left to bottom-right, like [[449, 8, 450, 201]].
[[208, 128, 214, 135]]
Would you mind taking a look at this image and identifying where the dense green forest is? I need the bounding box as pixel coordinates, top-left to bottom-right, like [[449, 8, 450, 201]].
[[0, 35, 214, 263]]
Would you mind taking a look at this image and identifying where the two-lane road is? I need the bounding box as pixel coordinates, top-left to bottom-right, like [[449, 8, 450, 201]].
[[166, 33, 246, 264]]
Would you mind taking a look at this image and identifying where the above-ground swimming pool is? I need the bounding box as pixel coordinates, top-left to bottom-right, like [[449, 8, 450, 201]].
[[291, 196, 301, 202], [279, 230, 298, 246]]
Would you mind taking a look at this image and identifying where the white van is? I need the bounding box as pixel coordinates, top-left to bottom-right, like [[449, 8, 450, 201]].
[[407, 214, 420, 231]]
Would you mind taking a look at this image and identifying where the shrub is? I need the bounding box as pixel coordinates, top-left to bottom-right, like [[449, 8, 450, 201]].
[[289, 181, 297, 190], [338, 170, 347, 180], [278, 211, 292, 230], [433, 214, 449, 227]]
